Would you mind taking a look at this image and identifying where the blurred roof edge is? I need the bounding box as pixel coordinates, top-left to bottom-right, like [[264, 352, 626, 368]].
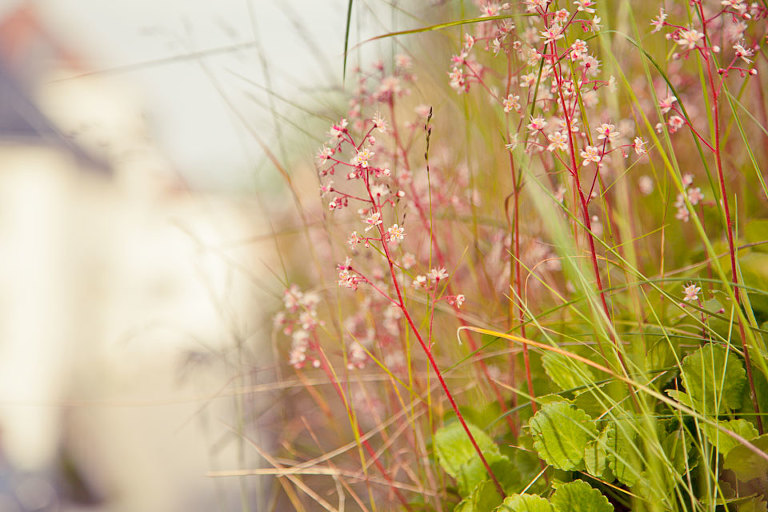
[[0, 1, 110, 174]]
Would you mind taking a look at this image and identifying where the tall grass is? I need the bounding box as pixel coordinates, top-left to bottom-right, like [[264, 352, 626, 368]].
[[241, 1, 768, 510]]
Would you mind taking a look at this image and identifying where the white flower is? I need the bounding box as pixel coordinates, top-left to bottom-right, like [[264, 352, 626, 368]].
[[682, 283, 701, 302], [687, 187, 704, 205], [364, 212, 383, 231], [596, 123, 619, 144], [503, 94, 520, 113], [633, 137, 648, 155], [580, 145, 602, 165], [387, 224, 405, 242], [330, 118, 348, 139], [351, 147, 374, 168], [428, 267, 449, 281], [574, 0, 596, 13], [547, 131, 569, 152], [527, 116, 547, 132], [734, 42, 754, 63], [677, 28, 704, 50]]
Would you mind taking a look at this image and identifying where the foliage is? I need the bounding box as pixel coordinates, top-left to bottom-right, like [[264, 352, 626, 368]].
[[253, 0, 768, 510]]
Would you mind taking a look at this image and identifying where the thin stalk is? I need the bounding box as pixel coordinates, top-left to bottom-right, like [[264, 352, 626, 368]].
[[374, 218, 506, 498], [696, 0, 762, 433]]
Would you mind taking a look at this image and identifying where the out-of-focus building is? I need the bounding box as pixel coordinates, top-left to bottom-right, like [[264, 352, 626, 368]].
[[0, 3, 269, 510]]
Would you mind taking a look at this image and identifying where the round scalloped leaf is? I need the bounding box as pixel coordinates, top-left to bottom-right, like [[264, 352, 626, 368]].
[[454, 479, 503, 512], [529, 402, 597, 471], [456, 454, 518, 497], [584, 426, 613, 480], [681, 344, 745, 414], [497, 493, 554, 512], [541, 352, 596, 394], [737, 497, 768, 512], [723, 433, 768, 483], [434, 421, 501, 480], [605, 416, 642, 486], [551, 480, 614, 512], [663, 427, 698, 476], [701, 419, 759, 457]]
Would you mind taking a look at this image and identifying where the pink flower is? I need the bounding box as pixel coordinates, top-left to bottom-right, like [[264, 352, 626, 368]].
[[364, 212, 382, 231], [682, 283, 701, 302], [668, 115, 685, 133], [570, 39, 588, 60], [330, 118, 348, 139], [525, 0, 549, 12], [372, 112, 388, 132], [412, 275, 428, 289], [527, 116, 547, 132], [687, 187, 703, 205], [387, 224, 405, 242], [650, 8, 667, 33], [633, 137, 648, 155], [580, 145, 602, 165], [503, 94, 521, 113], [554, 9, 570, 23], [676, 28, 704, 51], [596, 123, 619, 144], [317, 145, 333, 161], [574, 0, 596, 13], [428, 267, 449, 281], [547, 131, 569, 152], [734, 42, 754, 64], [540, 25, 564, 44], [658, 94, 677, 114], [351, 147, 374, 168]]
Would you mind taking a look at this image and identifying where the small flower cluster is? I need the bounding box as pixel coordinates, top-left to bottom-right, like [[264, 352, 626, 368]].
[[674, 173, 705, 222], [650, 0, 764, 79], [274, 285, 323, 369], [412, 267, 449, 289]]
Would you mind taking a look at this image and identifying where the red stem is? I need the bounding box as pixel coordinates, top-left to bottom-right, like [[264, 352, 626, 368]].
[[369, 191, 507, 498], [312, 343, 412, 508], [696, 1, 762, 433], [388, 100, 519, 435]]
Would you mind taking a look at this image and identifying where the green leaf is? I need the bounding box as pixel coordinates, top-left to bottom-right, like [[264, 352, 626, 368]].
[[541, 352, 596, 394], [529, 402, 597, 471], [663, 427, 697, 475], [723, 433, 768, 482], [665, 389, 695, 409], [605, 417, 641, 486], [584, 426, 613, 480], [550, 480, 614, 512], [737, 497, 768, 512], [745, 219, 768, 253], [454, 479, 503, 512], [701, 419, 759, 457], [435, 421, 508, 496], [740, 252, 768, 319], [680, 344, 746, 414], [573, 380, 628, 418], [497, 493, 554, 512], [435, 421, 501, 480], [457, 454, 516, 497]]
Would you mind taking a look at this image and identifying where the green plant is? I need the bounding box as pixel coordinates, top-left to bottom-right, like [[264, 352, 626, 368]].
[[255, 0, 768, 510]]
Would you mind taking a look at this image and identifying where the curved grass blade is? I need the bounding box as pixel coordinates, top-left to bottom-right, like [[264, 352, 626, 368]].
[[343, 0, 353, 83]]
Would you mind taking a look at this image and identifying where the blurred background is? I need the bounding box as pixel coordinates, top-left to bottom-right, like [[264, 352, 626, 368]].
[[0, 0, 386, 510]]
